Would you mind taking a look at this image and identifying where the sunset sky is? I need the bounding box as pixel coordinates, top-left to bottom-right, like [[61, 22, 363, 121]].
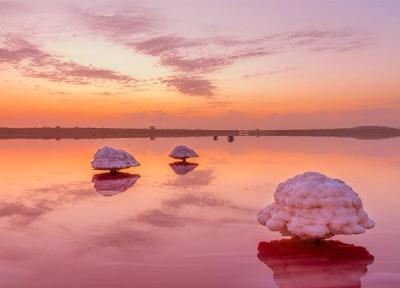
[[1, 0, 399, 129]]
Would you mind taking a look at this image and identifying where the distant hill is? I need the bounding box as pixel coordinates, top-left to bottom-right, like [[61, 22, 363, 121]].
[[0, 126, 399, 140]]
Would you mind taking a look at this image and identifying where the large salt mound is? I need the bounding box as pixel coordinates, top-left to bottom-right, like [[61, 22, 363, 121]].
[[91, 146, 140, 171], [257, 172, 375, 239]]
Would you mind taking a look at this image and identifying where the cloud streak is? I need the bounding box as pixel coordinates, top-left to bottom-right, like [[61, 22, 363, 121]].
[[78, 8, 368, 97], [131, 35, 203, 56], [128, 28, 367, 96], [80, 9, 157, 41], [0, 37, 137, 85], [1, 3, 369, 97], [162, 76, 215, 97]]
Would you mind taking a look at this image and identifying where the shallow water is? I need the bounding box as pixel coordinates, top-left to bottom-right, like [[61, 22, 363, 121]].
[[0, 137, 399, 287]]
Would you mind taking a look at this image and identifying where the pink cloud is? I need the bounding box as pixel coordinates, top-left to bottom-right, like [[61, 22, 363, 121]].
[[242, 66, 298, 79], [131, 29, 366, 73], [160, 53, 228, 73], [1, 3, 369, 98], [130, 35, 203, 56], [0, 37, 137, 85], [76, 7, 368, 97], [79, 9, 157, 41], [127, 29, 367, 96], [0, 38, 43, 63], [162, 76, 215, 97]]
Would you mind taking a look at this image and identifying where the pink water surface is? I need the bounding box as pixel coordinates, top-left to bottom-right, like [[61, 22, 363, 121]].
[[0, 137, 399, 287]]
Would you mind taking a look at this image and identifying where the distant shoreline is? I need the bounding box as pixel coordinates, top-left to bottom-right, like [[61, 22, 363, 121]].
[[0, 126, 399, 140]]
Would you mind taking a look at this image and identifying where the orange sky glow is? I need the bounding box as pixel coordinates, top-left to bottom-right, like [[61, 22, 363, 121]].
[[0, 0, 399, 128]]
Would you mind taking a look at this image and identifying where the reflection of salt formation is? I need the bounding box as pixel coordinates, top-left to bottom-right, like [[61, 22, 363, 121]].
[[169, 145, 198, 163], [258, 172, 374, 239], [92, 173, 140, 196], [169, 162, 199, 175], [257, 239, 374, 288], [91, 146, 140, 174]]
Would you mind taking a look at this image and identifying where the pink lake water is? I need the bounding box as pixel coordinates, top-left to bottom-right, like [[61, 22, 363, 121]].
[[0, 137, 399, 288]]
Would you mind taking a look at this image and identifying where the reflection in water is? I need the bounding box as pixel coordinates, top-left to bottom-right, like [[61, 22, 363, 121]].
[[257, 239, 374, 288], [169, 161, 199, 175], [0, 138, 398, 287], [92, 173, 141, 196], [0, 182, 93, 227], [164, 169, 214, 189]]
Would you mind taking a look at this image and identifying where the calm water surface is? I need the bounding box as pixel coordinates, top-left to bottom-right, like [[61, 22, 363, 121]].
[[0, 137, 399, 287]]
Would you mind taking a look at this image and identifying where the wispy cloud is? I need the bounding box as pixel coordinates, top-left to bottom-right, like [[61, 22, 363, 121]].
[[78, 6, 368, 97], [131, 29, 367, 67], [243, 66, 298, 79], [128, 28, 367, 96], [0, 37, 137, 85], [79, 9, 157, 41], [160, 54, 228, 74], [162, 75, 215, 97], [130, 35, 203, 56], [1, 2, 370, 97]]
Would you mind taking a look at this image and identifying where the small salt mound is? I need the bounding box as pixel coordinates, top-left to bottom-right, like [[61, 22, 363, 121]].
[[169, 145, 198, 160], [257, 172, 375, 239], [91, 146, 140, 171]]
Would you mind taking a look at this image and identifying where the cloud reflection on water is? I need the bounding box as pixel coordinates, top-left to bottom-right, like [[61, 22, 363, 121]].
[[164, 168, 214, 189], [135, 192, 255, 229], [0, 182, 93, 227]]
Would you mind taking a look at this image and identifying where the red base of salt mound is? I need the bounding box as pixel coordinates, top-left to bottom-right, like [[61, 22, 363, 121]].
[[257, 239, 374, 288]]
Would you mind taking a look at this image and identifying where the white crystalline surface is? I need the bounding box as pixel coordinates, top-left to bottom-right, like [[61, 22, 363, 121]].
[[91, 146, 140, 170], [169, 145, 199, 160], [257, 172, 375, 239]]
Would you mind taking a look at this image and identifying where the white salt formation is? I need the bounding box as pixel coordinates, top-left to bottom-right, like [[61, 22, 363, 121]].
[[92, 173, 140, 196], [257, 172, 374, 239], [169, 145, 198, 162], [91, 146, 140, 173]]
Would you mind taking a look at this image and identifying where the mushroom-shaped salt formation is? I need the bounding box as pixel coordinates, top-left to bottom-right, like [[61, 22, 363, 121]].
[[169, 145, 198, 163], [92, 173, 141, 196], [257, 239, 374, 288], [169, 162, 199, 175], [91, 146, 140, 174], [257, 172, 374, 240]]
